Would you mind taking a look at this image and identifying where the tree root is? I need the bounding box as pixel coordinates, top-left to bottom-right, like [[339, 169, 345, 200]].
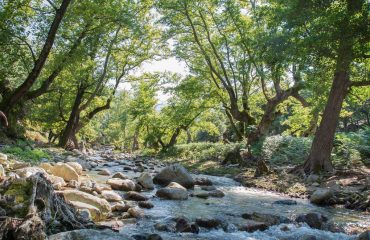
[[0, 173, 94, 239]]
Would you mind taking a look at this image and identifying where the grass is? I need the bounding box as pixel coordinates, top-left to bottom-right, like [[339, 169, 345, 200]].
[[0, 140, 50, 163]]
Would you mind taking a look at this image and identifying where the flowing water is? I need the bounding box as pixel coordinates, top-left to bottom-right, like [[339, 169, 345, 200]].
[[85, 155, 369, 240]]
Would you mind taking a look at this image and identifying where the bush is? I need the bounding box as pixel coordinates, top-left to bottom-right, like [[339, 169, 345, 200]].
[[157, 142, 245, 161], [333, 127, 370, 167], [261, 135, 312, 166]]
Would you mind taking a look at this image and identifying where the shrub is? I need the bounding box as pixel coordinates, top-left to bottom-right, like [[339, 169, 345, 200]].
[[261, 135, 312, 166]]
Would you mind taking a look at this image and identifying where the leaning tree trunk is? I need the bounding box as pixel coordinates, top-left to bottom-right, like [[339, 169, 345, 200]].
[[302, 0, 361, 174], [303, 71, 350, 173]]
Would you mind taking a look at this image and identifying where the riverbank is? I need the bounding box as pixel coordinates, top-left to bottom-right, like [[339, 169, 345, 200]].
[[0, 145, 369, 239]]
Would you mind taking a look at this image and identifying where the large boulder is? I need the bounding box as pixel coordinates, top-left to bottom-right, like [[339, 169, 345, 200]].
[[39, 162, 53, 173], [310, 188, 333, 205], [153, 164, 194, 189], [48, 229, 132, 240], [106, 178, 135, 191], [138, 172, 154, 189], [66, 162, 83, 175], [50, 163, 79, 182], [156, 182, 188, 200], [59, 189, 111, 218], [16, 167, 46, 178]]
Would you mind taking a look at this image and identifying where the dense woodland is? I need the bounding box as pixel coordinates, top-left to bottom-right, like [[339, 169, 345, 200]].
[[0, 0, 369, 173]]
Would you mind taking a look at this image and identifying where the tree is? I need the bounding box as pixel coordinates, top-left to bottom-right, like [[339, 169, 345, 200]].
[[267, 0, 368, 173], [0, 0, 72, 136], [157, 0, 308, 149]]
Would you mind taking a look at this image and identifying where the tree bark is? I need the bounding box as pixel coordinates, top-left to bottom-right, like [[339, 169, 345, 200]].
[[58, 86, 85, 149], [304, 71, 350, 173], [303, 0, 363, 174], [1, 0, 71, 113]]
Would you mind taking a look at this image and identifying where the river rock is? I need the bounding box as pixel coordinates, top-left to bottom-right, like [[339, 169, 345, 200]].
[[77, 208, 92, 222], [195, 218, 221, 229], [208, 189, 225, 198], [238, 219, 268, 232], [194, 177, 213, 186], [16, 167, 46, 178], [124, 191, 148, 201], [200, 185, 217, 191], [358, 230, 370, 240], [99, 169, 111, 176], [156, 182, 188, 200], [69, 201, 102, 221], [175, 218, 199, 233], [273, 199, 297, 205], [39, 162, 53, 173], [111, 172, 129, 179], [296, 212, 328, 229], [138, 172, 154, 189], [59, 189, 111, 217], [107, 178, 136, 191], [128, 207, 144, 218], [48, 229, 132, 240], [101, 190, 122, 202], [310, 188, 333, 205], [138, 201, 154, 209], [47, 175, 66, 186], [153, 164, 194, 189], [68, 180, 80, 188], [66, 162, 83, 175], [242, 212, 290, 226], [112, 203, 129, 212], [50, 163, 79, 181], [132, 233, 163, 240]]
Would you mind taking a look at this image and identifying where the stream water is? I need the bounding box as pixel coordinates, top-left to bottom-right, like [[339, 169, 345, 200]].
[[84, 154, 369, 240]]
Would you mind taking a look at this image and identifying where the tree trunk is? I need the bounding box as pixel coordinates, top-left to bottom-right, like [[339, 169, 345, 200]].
[[132, 127, 140, 151], [1, 0, 71, 113], [303, 0, 361, 174], [304, 71, 350, 173], [59, 87, 85, 149], [186, 129, 192, 144]]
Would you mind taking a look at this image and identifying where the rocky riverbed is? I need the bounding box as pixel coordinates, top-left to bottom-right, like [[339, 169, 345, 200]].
[[0, 146, 369, 240]]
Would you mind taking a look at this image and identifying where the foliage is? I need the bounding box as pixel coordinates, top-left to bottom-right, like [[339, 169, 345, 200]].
[[1, 141, 50, 163], [261, 135, 312, 166]]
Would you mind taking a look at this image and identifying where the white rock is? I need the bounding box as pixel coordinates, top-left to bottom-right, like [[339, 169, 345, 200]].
[[138, 172, 154, 189], [101, 190, 122, 202], [66, 162, 83, 175], [50, 163, 79, 181], [59, 189, 111, 218]]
